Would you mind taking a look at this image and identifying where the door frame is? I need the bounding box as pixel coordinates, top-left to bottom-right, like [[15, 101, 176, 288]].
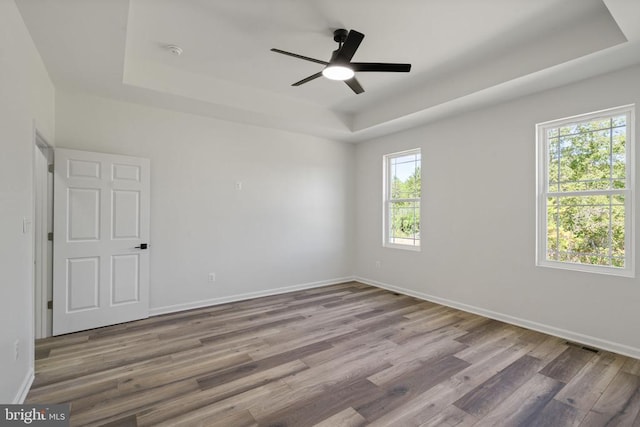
[[33, 131, 53, 339]]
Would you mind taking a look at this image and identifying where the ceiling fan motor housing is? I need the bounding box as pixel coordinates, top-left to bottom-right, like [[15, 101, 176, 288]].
[[333, 29, 349, 44]]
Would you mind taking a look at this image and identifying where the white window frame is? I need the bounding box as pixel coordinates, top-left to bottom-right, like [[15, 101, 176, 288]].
[[383, 148, 421, 251], [536, 105, 635, 277]]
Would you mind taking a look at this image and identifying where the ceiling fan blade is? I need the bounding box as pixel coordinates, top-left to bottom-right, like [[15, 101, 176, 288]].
[[344, 77, 364, 94], [351, 62, 412, 72], [292, 72, 323, 86], [336, 30, 364, 62], [270, 48, 329, 65]]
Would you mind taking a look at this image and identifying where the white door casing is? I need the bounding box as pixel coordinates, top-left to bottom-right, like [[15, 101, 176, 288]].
[[34, 138, 52, 338], [53, 148, 150, 335]]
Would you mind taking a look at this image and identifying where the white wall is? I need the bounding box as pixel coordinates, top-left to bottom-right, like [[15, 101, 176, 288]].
[[355, 64, 640, 357], [0, 1, 55, 403], [55, 92, 355, 312]]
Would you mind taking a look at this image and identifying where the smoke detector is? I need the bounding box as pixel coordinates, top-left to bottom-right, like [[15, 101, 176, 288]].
[[166, 45, 183, 56]]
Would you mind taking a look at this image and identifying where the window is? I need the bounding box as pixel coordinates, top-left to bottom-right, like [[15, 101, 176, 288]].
[[536, 105, 635, 276], [384, 149, 421, 250]]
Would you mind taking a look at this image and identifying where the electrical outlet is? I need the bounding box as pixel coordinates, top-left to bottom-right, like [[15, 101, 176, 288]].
[[375, 260, 381, 268], [208, 273, 216, 282], [14, 340, 19, 361]]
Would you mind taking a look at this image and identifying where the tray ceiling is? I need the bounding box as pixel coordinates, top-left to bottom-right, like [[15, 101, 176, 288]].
[[16, 0, 640, 142]]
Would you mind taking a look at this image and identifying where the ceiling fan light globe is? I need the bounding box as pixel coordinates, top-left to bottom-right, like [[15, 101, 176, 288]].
[[322, 65, 355, 81]]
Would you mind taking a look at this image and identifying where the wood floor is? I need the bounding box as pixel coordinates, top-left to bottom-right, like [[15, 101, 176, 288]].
[[27, 282, 640, 427]]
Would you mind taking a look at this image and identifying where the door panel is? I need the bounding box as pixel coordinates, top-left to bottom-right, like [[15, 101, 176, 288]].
[[112, 190, 140, 239], [68, 159, 100, 178], [53, 148, 150, 335], [68, 188, 100, 241], [67, 257, 99, 311], [111, 254, 140, 304]]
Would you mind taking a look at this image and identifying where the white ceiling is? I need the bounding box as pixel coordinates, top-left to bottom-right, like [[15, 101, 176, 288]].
[[16, 0, 640, 142]]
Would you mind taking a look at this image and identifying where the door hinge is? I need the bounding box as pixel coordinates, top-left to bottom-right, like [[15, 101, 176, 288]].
[[48, 164, 54, 173], [47, 232, 53, 241], [47, 300, 53, 310]]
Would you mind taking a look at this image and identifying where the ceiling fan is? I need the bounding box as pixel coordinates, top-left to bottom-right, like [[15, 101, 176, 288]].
[[271, 29, 411, 94]]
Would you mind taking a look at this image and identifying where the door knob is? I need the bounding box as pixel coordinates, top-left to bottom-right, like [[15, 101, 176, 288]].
[[135, 243, 148, 250]]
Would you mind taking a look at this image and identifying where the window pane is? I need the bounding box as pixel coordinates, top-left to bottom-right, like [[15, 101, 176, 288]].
[[547, 137, 559, 191], [546, 194, 625, 268], [558, 129, 613, 191], [559, 118, 611, 136], [389, 201, 420, 246], [547, 116, 627, 193], [546, 197, 559, 260], [612, 126, 626, 185], [390, 154, 421, 199], [612, 115, 626, 127]]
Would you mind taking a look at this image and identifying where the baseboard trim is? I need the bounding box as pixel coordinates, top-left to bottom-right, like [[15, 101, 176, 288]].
[[355, 276, 640, 360], [149, 276, 356, 317], [14, 368, 34, 404]]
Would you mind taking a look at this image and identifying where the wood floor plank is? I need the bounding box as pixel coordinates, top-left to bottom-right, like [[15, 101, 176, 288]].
[[178, 409, 256, 427], [367, 339, 540, 426], [474, 373, 564, 426], [321, 288, 389, 308], [554, 351, 625, 411], [171, 361, 307, 424], [119, 350, 253, 393], [354, 297, 422, 320], [453, 354, 543, 417], [283, 340, 396, 390], [455, 318, 513, 345], [420, 405, 479, 427], [146, 381, 291, 427], [26, 282, 640, 426], [300, 330, 399, 368], [367, 335, 467, 386], [197, 341, 327, 390], [94, 414, 138, 427], [580, 371, 640, 426], [255, 377, 380, 426], [249, 324, 358, 360], [525, 399, 585, 427], [539, 345, 596, 383], [34, 337, 203, 387], [527, 335, 570, 364], [387, 312, 464, 345], [198, 314, 306, 344], [453, 329, 519, 364], [71, 378, 200, 426], [623, 357, 640, 376], [136, 379, 289, 426], [355, 354, 470, 421], [26, 355, 174, 403], [250, 361, 393, 422], [313, 407, 367, 427]]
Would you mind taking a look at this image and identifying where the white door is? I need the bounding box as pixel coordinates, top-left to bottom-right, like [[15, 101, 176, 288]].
[[53, 148, 150, 335]]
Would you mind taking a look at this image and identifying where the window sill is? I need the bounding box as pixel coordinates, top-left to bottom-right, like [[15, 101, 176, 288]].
[[383, 243, 421, 252], [537, 260, 635, 278]]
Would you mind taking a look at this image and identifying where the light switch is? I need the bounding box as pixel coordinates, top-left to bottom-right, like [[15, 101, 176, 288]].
[[22, 217, 32, 234]]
